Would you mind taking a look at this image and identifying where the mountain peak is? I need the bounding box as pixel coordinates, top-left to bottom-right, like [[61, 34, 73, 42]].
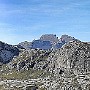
[[40, 34, 59, 43], [60, 34, 77, 43]]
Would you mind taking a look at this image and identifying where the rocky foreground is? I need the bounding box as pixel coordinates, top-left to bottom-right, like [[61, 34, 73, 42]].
[[0, 35, 90, 90]]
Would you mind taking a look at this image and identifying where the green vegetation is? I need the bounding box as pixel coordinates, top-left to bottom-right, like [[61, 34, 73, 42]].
[[0, 69, 50, 80], [39, 87, 47, 90]]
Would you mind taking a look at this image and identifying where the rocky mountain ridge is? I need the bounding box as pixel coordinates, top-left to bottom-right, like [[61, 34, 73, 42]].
[[0, 34, 77, 64], [19, 34, 78, 50]]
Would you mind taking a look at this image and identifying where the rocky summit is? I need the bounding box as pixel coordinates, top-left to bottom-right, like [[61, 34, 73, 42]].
[[40, 34, 59, 44], [0, 35, 90, 90]]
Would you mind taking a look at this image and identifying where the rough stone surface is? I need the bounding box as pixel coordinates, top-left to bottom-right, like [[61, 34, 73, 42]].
[[47, 40, 90, 90], [0, 41, 19, 63], [18, 41, 32, 49], [50, 41, 90, 74], [40, 34, 59, 44], [60, 34, 78, 43]]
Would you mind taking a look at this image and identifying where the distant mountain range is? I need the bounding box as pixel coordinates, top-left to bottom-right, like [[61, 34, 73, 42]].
[[18, 34, 78, 50]]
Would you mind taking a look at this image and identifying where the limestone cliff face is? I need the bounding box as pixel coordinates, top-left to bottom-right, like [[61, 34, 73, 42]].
[[40, 34, 59, 44], [60, 34, 77, 43], [49, 40, 90, 75], [0, 41, 19, 63]]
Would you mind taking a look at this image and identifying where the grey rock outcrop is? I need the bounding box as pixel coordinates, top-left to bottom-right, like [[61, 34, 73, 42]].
[[0, 41, 19, 63], [46, 40, 90, 90], [60, 34, 77, 43], [18, 41, 32, 49], [49, 40, 90, 74], [40, 34, 59, 44], [8, 49, 51, 71]]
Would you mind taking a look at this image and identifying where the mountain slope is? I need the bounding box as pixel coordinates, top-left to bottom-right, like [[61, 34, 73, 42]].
[[49, 40, 90, 73], [47, 40, 90, 90]]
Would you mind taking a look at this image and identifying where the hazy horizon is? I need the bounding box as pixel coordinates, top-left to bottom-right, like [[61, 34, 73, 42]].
[[0, 0, 90, 44]]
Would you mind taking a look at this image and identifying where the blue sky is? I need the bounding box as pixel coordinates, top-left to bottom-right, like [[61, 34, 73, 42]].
[[0, 0, 90, 44]]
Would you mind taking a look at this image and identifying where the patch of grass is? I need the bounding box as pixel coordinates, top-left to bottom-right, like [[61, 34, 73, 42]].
[[39, 87, 47, 90], [0, 69, 50, 80], [0, 85, 4, 90]]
